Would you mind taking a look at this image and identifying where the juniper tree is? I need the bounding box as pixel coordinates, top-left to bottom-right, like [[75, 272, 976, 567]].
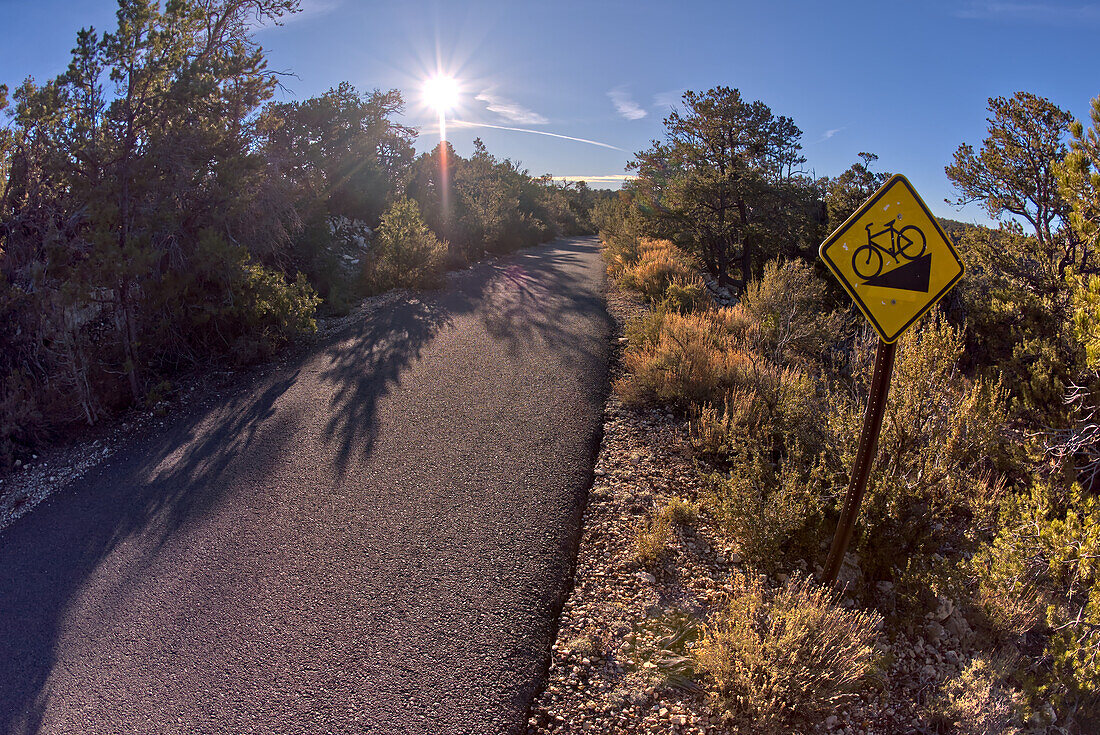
[[630, 87, 810, 290], [946, 92, 1074, 270]]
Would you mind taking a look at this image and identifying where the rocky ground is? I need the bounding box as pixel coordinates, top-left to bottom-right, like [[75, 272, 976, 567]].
[[526, 282, 1007, 735]]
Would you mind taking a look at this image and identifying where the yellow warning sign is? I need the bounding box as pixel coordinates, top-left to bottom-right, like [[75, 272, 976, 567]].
[[819, 174, 964, 343]]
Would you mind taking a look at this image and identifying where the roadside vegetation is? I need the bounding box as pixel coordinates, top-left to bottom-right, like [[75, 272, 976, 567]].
[[0, 0, 600, 466], [600, 86, 1100, 731]]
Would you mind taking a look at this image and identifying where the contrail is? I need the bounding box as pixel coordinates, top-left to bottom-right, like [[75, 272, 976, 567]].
[[448, 120, 624, 151]]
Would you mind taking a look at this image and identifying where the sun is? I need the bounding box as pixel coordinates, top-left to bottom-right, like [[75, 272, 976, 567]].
[[423, 75, 460, 113]]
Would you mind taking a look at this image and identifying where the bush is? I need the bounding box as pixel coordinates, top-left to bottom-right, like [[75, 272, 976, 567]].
[[616, 259, 842, 413], [0, 370, 45, 467], [974, 480, 1100, 720], [704, 455, 825, 568], [167, 229, 321, 365], [659, 496, 699, 526], [364, 198, 446, 293], [660, 276, 712, 313], [619, 239, 706, 301], [616, 308, 764, 409], [695, 573, 882, 733], [227, 263, 321, 363], [594, 195, 646, 275], [927, 654, 1022, 735], [736, 258, 845, 365], [635, 512, 674, 569]]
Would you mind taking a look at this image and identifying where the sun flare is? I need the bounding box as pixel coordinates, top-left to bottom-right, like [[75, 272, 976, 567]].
[[423, 75, 460, 113]]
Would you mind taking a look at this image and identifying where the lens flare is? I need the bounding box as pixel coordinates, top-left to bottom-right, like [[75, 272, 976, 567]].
[[423, 75, 460, 114]]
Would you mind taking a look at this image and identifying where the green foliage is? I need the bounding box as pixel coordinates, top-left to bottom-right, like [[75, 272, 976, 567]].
[[736, 258, 845, 365], [695, 573, 882, 733], [704, 457, 825, 568], [408, 138, 586, 261], [593, 189, 647, 273], [259, 83, 415, 307], [260, 83, 415, 227], [956, 238, 1079, 442], [824, 152, 890, 232], [974, 480, 1100, 719], [1058, 95, 1100, 264], [946, 91, 1073, 249], [364, 198, 446, 293], [1072, 272, 1100, 370], [227, 262, 320, 362], [0, 370, 45, 467]]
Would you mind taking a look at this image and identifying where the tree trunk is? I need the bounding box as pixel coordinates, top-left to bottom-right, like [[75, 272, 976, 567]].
[[738, 198, 752, 288], [716, 238, 729, 288]]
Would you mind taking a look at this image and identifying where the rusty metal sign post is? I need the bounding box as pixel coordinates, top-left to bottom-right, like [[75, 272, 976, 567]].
[[818, 174, 964, 587], [821, 339, 895, 584]]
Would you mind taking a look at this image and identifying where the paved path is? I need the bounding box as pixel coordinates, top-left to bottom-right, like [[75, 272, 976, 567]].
[[0, 237, 610, 735]]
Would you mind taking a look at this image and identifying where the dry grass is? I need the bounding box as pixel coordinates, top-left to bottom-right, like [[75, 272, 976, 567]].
[[695, 573, 883, 734], [634, 513, 674, 569], [618, 239, 711, 311], [615, 308, 747, 408], [927, 653, 1022, 735], [659, 496, 699, 526]]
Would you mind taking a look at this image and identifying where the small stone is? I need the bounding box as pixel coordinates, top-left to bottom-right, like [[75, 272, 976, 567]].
[[635, 571, 656, 585], [825, 714, 839, 728]]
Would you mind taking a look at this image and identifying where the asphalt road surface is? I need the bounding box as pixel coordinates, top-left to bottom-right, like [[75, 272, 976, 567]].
[[0, 237, 611, 735]]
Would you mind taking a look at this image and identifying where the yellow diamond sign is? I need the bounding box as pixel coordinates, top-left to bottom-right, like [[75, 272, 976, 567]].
[[819, 174, 964, 343]]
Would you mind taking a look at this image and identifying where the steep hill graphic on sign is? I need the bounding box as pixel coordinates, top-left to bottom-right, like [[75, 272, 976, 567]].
[[862, 253, 931, 292]]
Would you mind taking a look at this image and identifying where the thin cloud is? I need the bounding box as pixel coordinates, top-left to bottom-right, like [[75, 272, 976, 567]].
[[475, 91, 549, 125], [449, 120, 624, 151], [652, 89, 685, 114], [819, 127, 844, 141], [252, 0, 340, 30], [955, 1, 1100, 24], [609, 87, 647, 120]]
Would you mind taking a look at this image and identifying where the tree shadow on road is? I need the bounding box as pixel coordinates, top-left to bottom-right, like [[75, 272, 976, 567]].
[[0, 367, 300, 734], [317, 295, 455, 477], [317, 236, 609, 478]]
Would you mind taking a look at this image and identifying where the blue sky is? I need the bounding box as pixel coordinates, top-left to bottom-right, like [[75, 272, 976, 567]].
[[2, 0, 1099, 224]]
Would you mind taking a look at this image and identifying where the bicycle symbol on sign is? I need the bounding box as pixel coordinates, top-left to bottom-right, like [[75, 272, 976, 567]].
[[851, 218, 927, 280]]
